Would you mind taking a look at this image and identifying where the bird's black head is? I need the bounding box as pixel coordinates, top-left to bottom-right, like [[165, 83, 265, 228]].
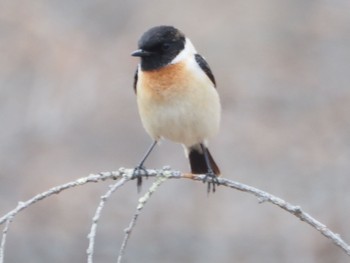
[[131, 26, 186, 71]]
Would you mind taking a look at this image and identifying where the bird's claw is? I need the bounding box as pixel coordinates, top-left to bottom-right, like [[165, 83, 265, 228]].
[[132, 166, 149, 192], [202, 170, 219, 193]]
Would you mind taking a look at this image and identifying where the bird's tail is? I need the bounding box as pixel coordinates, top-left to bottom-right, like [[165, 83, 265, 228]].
[[188, 145, 220, 176]]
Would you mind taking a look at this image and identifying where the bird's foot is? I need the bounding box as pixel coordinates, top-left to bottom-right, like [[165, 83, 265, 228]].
[[202, 170, 219, 193], [132, 165, 149, 192]]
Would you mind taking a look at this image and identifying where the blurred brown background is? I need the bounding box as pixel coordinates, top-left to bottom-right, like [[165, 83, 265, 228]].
[[1, 0, 350, 262]]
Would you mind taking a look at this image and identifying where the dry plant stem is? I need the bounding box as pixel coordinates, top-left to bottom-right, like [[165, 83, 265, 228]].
[[117, 174, 169, 263], [218, 177, 350, 256], [0, 172, 121, 225], [0, 171, 121, 263], [0, 219, 11, 263], [0, 168, 349, 259], [87, 177, 128, 263]]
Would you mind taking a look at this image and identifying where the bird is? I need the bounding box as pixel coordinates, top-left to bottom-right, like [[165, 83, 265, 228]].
[[131, 25, 221, 192]]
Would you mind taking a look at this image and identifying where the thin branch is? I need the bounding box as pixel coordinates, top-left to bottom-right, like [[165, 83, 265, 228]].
[[1, 167, 349, 259], [0, 218, 11, 263], [0, 171, 121, 226], [117, 171, 170, 263], [0, 171, 121, 263], [217, 177, 350, 256], [115, 169, 350, 256], [87, 177, 128, 263]]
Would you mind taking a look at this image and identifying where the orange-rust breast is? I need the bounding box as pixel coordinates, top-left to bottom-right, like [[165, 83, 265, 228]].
[[138, 61, 189, 102]]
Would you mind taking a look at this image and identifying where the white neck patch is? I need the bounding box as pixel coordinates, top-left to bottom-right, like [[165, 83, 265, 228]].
[[171, 38, 197, 64]]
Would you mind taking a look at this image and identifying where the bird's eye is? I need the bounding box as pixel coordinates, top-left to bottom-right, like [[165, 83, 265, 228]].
[[162, 43, 171, 51]]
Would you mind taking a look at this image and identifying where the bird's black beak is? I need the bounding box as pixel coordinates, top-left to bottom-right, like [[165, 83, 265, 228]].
[[131, 49, 154, 57]]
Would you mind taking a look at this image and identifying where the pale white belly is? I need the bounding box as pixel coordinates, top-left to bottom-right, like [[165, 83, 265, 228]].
[[137, 65, 221, 147]]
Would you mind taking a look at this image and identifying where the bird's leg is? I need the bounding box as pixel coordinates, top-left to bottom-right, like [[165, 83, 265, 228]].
[[132, 140, 158, 192], [200, 143, 219, 193]]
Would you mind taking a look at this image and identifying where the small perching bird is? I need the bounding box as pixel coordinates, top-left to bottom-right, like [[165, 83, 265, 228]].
[[131, 25, 221, 192]]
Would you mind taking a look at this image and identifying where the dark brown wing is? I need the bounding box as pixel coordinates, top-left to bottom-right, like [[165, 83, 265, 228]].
[[194, 54, 216, 87], [133, 67, 138, 94]]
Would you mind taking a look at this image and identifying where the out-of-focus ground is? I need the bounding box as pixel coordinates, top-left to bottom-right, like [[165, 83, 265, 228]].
[[1, 1, 350, 262]]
